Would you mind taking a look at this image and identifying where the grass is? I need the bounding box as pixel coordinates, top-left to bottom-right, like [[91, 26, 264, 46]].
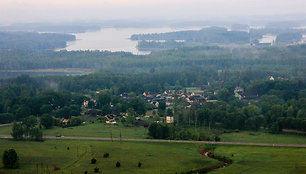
[[0, 139, 218, 174], [1, 123, 306, 145], [220, 131, 306, 145], [210, 145, 306, 174], [0, 123, 147, 139]]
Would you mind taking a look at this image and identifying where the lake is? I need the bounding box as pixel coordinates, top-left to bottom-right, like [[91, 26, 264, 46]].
[[59, 27, 204, 55]]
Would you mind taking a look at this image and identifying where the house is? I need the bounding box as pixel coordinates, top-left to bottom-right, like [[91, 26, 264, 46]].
[[61, 119, 69, 126], [166, 116, 174, 124]]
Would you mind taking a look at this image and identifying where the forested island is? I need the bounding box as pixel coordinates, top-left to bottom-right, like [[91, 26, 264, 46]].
[[131, 26, 306, 51], [0, 32, 76, 50]]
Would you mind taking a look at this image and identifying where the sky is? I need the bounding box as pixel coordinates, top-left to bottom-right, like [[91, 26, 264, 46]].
[[0, 0, 306, 24]]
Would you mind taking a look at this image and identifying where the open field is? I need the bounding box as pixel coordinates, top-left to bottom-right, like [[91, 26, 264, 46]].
[[0, 139, 306, 174], [1, 123, 306, 145], [211, 145, 306, 174], [220, 131, 306, 145], [0, 123, 147, 139], [0, 139, 219, 174]]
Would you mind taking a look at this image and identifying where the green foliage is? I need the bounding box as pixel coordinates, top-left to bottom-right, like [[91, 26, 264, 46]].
[[0, 113, 13, 124], [2, 148, 19, 169], [11, 122, 24, 140], [40, 114, 54, 129], [69, 116, 83, 127], [148, 123, 169, 139]]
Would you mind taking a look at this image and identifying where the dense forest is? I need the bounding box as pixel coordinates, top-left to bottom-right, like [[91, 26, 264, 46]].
[[0, 44, 306, 78], [0, 32, 75, 50]]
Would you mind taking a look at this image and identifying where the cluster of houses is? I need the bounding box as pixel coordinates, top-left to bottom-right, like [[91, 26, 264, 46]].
[[143, 89, 213, 109], [81, 85, 248, 125]]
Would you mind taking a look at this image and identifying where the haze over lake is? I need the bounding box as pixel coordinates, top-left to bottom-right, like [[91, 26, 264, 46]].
[[60, 27, 203, 55]]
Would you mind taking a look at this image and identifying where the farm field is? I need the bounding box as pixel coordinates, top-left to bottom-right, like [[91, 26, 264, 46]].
[[0, 139, 219, 174], [1, 123, 306, 145], [0, 123, 147, 139], [211, 145, 306, 174], [220, 131, 306, 145], [0, 139, 306, 173]]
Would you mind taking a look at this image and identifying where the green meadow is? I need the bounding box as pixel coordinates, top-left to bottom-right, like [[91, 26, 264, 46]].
[[0, 139, 219, 174], [0, 139, 306, 174], [211, 145, 306, 174], [1, 123, 306, 145]]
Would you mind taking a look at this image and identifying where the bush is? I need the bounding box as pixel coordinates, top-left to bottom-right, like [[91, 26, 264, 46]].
[[138, 162, 142, 167], [103, 153, 109, 158], [91, 158, 97, 164], [116, 161, 120, 167], [2, 149, 19, 169], [94, 167, 99, 173]]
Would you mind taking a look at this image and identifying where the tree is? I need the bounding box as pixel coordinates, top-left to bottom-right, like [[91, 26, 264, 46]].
[[40, 104, 53, 114], [29, 127, 43, 141], [40, 114, 54, 129], [11, 122, 24, 140], [218, 88, 233, 102], [0, 113, 14, 124], [126, 108, 137, 125], [23, 115, 37, 129], [158, 101, 166, 116], [69, 116, 82, 127], [2, 149, 19, 169]]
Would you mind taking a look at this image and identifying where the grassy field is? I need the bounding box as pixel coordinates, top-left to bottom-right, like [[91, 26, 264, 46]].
[[0, 123, 147, 139], [0, 139, 306, 174], [0, 139, 219, 174], [1, 123, 306, 145], [220, 131, 306, 144], [211, 145, 306, 174]]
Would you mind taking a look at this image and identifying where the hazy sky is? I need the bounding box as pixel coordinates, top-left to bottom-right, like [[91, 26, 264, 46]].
[[1, 0, 306, 24]]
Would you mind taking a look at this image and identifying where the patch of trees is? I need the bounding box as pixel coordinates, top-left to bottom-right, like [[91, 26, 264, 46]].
[[11, 119, 43, 141], [0, 31, 75, 50], [0, 81, 84, 123]]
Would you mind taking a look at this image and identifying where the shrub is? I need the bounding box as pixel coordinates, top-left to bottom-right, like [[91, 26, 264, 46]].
[[91, 158, 97, 164], [138, 162, 142, 167], [103, 153, 109, 158], [94, 167, 99, 173], [2, 149, 19, 169], [116, 161, 120, 167]]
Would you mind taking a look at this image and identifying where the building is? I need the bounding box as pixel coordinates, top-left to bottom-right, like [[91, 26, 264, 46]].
[[166, 116, 174, 124]]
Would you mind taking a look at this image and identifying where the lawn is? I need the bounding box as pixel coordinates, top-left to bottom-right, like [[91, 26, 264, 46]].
[[0, 139, 218, 174], [210, 145, 306, 174]]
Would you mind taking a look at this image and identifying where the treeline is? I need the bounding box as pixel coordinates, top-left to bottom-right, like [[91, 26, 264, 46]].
[[0, 32, 75, 50], [131, 27, 250, 44]]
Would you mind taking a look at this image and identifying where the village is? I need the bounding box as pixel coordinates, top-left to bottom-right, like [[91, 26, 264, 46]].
[[75, 86, 246, 126]]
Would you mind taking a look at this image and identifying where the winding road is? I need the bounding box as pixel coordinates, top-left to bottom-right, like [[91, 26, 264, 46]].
[[1, 134, 306, 147]]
